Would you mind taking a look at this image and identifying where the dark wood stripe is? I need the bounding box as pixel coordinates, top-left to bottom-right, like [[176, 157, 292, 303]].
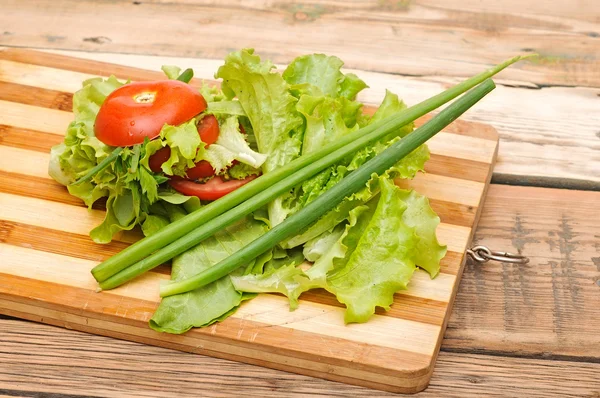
[[425, 154, 490, 183], [0, 48, 204, 88], [0, 170, 101, 209], [428, 199, 475, 228], [0, 81, 73, 111], [0, 274, 433, 379], [301, 289, 447, 326], [0, 219, 171, 276], [0, 125, 63, 152], [439, 251, 462, 275]]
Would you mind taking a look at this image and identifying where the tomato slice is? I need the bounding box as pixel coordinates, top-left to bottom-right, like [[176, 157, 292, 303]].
[[95, 80, 207, 147], [148, 147, 171, 173], [148, 115, 220, 177], [197, 115, 219, 146], [169, 175, 257, 201], [185, 160, 215, 180]]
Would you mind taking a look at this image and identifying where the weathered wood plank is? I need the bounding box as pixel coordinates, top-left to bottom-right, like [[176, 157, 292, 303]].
[[0, 317, 598, 398], [445, 184, 600, 358], [11, 48, 597, 190], [0, 0, 598, 87]]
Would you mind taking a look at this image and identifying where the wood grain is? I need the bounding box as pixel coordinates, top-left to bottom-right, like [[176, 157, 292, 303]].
[[0, 50, 502, 393], [446, 184, 600, 359], [1, 311, 599, 398], [0, 0, 598, 88], [3, 47, 597, 190]]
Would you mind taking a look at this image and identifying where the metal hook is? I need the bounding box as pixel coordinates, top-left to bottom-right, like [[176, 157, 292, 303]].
[[467, 245, 529, 265]]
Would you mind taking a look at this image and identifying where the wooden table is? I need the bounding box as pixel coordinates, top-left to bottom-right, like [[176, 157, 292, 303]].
[[1, 1, 599, 396]]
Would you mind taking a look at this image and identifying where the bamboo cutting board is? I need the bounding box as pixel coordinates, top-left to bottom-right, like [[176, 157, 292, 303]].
[[0, 48, 499, 394]]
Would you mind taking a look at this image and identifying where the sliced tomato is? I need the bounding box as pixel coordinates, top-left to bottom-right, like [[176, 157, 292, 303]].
[[95, 80, 207, 147], [169, 175, 257, 201], [197, 115, 219, 146], [185, 160, 215, 180], [148, 115, 221, 176], [148, 147, 171, 173]]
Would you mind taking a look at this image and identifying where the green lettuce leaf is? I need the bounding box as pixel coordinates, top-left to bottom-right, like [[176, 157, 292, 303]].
[[215, 49, 304, 227], [159, 119, 203, 176], [215, 48, 303, 173], [230, 249, 306, 310], [161, 65, 181, 80], [204, 116, 267, 172], [233, 179, 445, 323], [150, 216, 269, 334], [324, 178, 418, 323], [282, 54, 368, 100]]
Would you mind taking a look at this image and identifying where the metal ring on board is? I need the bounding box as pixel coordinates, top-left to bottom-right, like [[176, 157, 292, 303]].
[[467, 245, 529, 265]]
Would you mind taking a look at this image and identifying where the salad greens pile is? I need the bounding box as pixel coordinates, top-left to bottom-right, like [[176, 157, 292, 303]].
[[49, 49, 446, 334]]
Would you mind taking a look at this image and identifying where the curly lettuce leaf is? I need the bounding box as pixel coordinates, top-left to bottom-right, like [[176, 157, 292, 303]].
[[215, 48, 303, 173], [150, 216, 269, 334], [204, 116, 267, 172], [324, 178, 418, 323], [233, 179, 444, 322], [282, 54, 368, 100], [159, 119, 203, 176], [215, 49, 304, 228], [231, 249, 306, 309]]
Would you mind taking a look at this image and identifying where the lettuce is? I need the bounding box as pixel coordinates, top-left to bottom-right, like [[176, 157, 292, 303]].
[[204, 116, 267, 172], [232, 179, 445, 323], [215, 49, 304, 227], [150, 215, 269, 334]]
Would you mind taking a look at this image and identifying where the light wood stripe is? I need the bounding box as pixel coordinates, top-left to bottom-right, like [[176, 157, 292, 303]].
[[0, 295, 431, 390], [0, 243, 442, 356], [1, 121, 491, 184], [428, 132, 497, 164], [0, 59, 101, 93], [0, 145, 52, 179], [0, 190, 468, 253], [0, 191, 140, 244], [0, 214, 459, 277], [0, 48, 180, 86], [0, 230, 454, 304], [0, 100, 71, 135], [424, 154, 490, 183], [1, 99, 496, 170], [396, 173, 485, 207], [1, 143, 485, 209]]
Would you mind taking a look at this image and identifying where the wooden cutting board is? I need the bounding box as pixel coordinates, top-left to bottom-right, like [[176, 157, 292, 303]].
[[0, 48, 499, 394]]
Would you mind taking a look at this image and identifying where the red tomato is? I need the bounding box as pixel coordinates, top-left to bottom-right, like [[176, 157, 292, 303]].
[[95, 80, 207, 147], [185, 160, 215, 180], [197, 115, 219, 146], [148, 147, 171, 173], [169, 175, 257, 201]]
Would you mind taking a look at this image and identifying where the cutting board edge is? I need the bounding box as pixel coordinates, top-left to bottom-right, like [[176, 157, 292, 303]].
[[420, 130, 499, 390], [0, 296, 433, 394]]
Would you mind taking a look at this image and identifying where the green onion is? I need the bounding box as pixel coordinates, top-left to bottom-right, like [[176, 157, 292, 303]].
[[176, 68, 194, 83], [92, 56, 526, 285], [71, 147, 123, 186], [159, 79, 496, 297]]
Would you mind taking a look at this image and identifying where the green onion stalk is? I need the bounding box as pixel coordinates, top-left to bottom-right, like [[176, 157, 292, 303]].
[[158, 79, 496, 297], [93, 56, 525, 289]]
